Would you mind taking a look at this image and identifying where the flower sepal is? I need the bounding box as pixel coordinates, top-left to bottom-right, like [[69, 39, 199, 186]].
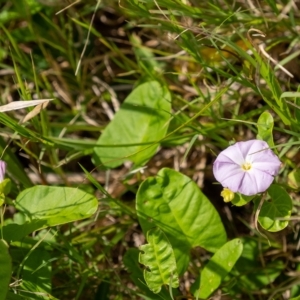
[[231, 193, 255, 206], [221, 187, 256, 206]]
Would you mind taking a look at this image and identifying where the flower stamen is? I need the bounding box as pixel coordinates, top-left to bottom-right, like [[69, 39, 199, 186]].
[[242, 162, 252, 171]]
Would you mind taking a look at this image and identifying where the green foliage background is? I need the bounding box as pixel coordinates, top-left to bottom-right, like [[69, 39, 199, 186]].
[[0, 0, 300, 299]]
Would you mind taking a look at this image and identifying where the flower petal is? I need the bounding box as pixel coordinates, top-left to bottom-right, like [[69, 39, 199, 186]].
[[235, 140, 263, 159], [213, 161, 242, 183], [252, 160, 281, 176], [217, 171, 246, 193], [214, 144, 246, 166], [236, 169, 275, 195]]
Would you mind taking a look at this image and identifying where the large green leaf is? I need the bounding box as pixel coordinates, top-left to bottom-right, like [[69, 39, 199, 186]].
[[139, 228, 179, 293], [257, 184, 293, 232], [192, 239, 243, 299], [123, 248, 174, 300], [0, 239, 12, 300], [93, 81, 171, 168], [14, 186, 98, 228], [136, 168, 227, 274]]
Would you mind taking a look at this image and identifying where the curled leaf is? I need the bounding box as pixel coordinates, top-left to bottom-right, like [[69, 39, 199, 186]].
[[139, 227, 179, 293]]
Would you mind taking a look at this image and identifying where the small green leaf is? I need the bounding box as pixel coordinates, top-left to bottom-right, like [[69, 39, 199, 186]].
[[288, 169, 300, 189], [257, 184, 293, 232], [93, 81, 171, 168], [139, 228, 179, 293], [0, 178, 11, 196], [0, 11, 20, 25], [256, 111, 275, 148], [192, 238, 243, 299], [15, 186, 98, 228], [137, 168, 227, 274], [0, 239, 12, 300]]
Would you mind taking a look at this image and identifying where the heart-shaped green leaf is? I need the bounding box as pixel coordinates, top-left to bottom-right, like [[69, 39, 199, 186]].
[[258, 184, 293, 232], [137, 168, 227, 274], [15, 185, 98, 228], [93, 81, 171, 168]]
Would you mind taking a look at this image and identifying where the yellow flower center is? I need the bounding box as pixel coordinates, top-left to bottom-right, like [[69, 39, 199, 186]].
[[241, 162, 252, 171], [221, 188, 235, 203]]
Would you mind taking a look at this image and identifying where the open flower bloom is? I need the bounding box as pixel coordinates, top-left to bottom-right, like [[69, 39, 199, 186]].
[[0, 160, 6, 182], [213, 140, 281, 196]]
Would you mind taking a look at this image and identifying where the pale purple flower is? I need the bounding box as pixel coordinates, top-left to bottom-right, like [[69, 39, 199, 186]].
[[213, 140, 281, 196], [0, 161, 6, 182]]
